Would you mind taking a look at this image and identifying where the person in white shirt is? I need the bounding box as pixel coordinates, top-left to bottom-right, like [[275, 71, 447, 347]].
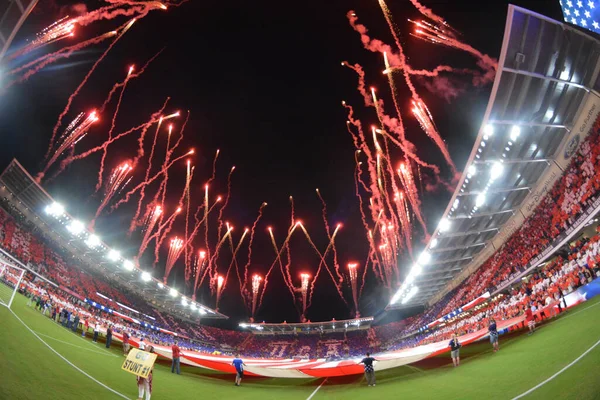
[[93, 323, 100, 343], [139, 337, 146, 351]]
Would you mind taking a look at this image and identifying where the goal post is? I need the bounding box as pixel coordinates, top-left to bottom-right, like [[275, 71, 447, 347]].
[[0, 262, 26, 309]]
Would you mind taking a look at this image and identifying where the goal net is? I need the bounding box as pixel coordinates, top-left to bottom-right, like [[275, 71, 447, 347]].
[[0, 262, 25, 309]]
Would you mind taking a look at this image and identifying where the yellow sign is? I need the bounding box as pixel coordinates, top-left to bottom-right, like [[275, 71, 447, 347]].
[[121, 348, 157, 378]]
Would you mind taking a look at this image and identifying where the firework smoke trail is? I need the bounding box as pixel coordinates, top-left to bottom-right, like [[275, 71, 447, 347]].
[[164, 237, 184, 283], [216, 275, 224, 310], [348, 11, 457, 175], [151, 114, 188, 245], [190, 250, 206, 298], [46, 18, 136, 164], [153, 159, 194, 268], [184, 161, 193, 288], [223, 228, 249, 293], [207, 226, 234, 294], [8, 17, 75, 60], [342, 63, 440, 174], [99, 49, 165, 114], [40, 111, 99, 179], [397, 161, 428, 238], [136, 205, 162, 264], [241, 202, 267, 294], [128, 114, 166, 234], [4, 31, 118, 89], [72, 1, 168, 28], [216, 166, 235, 246], [306, 224, 342, 309], [410, 22, 497, 85], [348, 263, 360, 317], [298, 223, 348, 307], [315, 189, 344, 285], [187, 198, 223, 299], [111, 148, 194, 212], [260, 224, 300, 309], [137, 206, 181, 267], [52, 102, 171, 178], [345, 121, 391, 287], [96, 66, 135, 192], [300, 273, 310, 319], [201, 149, 220, 285], [89, 161, 133, 230], [251, 274, 262, 319]]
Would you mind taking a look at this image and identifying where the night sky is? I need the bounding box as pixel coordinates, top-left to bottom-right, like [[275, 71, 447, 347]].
[[0, 0, 563, 328]]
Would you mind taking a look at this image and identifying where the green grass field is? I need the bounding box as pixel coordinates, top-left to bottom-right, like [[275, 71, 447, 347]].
[[1, 292, 600, 400]]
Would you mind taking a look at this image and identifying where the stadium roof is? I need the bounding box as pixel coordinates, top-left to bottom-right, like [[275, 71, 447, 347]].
[[239, 316, 374, 335], [0, 0, 38, 61], [389, 5, 600, 308], [0, 159, 227, 320]]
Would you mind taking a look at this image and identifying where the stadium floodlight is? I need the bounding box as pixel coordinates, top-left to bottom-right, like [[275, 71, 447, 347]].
[[438, 218, 451, 232], [141, 271, 151, 282], [510, 125, 521, 141], [453, 198, 459, 208], [157, 282, 164, 289], [430, 238, 438, 249], [405, 273, 415, 285], [483, 124, 494, 138], [402, 286, 419, 304], [169, 288, 178, 297], [239, 323, 248, 328], [181, 298, 188, 306], [390, 291, 402, 304], [86, 234, 101, 248], [123, 260, 134, 271], [67, 220, 84, 235], [190, 303, 197, 310], [475, 193, 486, 207], [411, 263, 423, 276], [45, 202, 65, 217], [417, 252, 430, 265], [107, 249, 120, 261], [198, 308, 207, 315], [467, 165, 476, 176], [490, 162, 504, 181]]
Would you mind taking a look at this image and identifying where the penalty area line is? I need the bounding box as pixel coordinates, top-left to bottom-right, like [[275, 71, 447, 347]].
[[306, 378, 328, 400], [33, 331, 118, 357], [9, 308, 130, 399], [511, 337, 600, 399]]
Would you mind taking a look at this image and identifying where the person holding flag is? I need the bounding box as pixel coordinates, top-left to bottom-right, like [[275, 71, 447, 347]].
[[232, 354, 246, 386], [449, 333, 461, 367]]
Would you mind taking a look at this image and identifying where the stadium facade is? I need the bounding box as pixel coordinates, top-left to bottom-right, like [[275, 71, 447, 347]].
[[391, 5, 600, 309]]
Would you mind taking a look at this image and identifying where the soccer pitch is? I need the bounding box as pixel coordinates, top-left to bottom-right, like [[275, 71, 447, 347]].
[[1, 294, 599, 400]]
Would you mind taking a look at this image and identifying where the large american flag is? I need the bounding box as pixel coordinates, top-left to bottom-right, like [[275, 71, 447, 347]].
[[560, 0, 600, 33]]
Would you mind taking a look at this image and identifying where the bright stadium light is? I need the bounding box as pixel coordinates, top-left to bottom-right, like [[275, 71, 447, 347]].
[[123, 260, 134, 271], [467, 165, 476, 176], [190, 303, 197, 310], [475, 193, 486, 207], [181, 298, 188, 306], [107, 249, 120, 261], [169, 288, 178, 297], [483, 124, 494, 138], [430, 238, 438, 249], [438, 218, 451, 232], [417, 252, 431, 265], [45, 202, 65, 217], [158, 282, 164, 289], [67, 220, 84, 235], [402, 286, 419, 304], [411, 263, 422, 276], [490, 162, 504, 181], [86, 234, 101, 248], [510, 125, 521, 141], [141, 271, 151, 282]]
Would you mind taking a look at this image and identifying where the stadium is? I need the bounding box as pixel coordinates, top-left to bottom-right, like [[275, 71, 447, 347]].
[[1, 1, 600, 399]]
